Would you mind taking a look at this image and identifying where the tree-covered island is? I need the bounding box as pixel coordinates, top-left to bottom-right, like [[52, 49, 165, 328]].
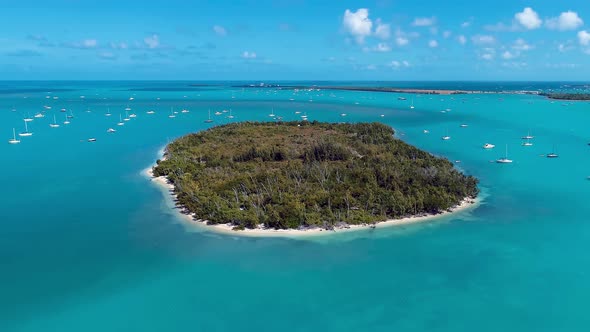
[[153, 121, 479, 231]]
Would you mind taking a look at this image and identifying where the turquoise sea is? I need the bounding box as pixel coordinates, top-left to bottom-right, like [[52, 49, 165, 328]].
[[2, 81, 590, 331]]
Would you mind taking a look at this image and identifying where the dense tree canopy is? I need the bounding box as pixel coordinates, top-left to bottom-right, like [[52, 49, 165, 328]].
[[153, 121, 479, 230], [541, 93, 590, 101]]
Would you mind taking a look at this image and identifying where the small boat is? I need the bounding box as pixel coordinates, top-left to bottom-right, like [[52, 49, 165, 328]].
[[496, 145, 513, 163], [522, 139, 533, 147], [340, 113, 347, 117], [147, 110, 155, 114], [64, 114, 71, 125], [226, 109, 235, 119], [129, 113, 137, 118], [105, 108, 112, 116], [547, 153, 559, 158], [295, 111, 301, 114], [397, 97, 407, 101], [123, 111, 131, 121], [521, 130, 534, 140], [181, 108, 189, 113], [60, 108, 67, 112], [107, 128, 116, 133], [168, 108, 176, 118], [23, 115, 34, 122], [410, 98, 415, 109], [460, 124, 468, 128], [18, 120, 33, 137], [441, 129, 451, 140], [34, 113, 45, 118], [87, 138, 97, 142], [8, 128, 21, 144], [380, 114, 385, 117], [204, 109, 214, 123], [125, 106, 132, 111], [269, 108, 275, 117], [423, 130, 430, 134], [117, 114, 125, 126], [49, 115, 60, 128], [483, 143, 495, 149], [214, 111, 222, 116]]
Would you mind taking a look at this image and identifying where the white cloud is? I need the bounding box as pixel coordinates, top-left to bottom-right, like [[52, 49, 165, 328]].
[[98, 52, 117, 60], [502, 51, 516, 60], [213, 25, 227, 36], [373, 43, 391, 52], [578, 30, 590, 46], [479, 48, 496, 61], [366, 64, 377, 70], [144, 34, 160, 49], [471, 35, 495, 45], [443, 30, 452, 39], [502, 62, 527, 69], [558, 42, 574, 52], [110, 42, 128, 50], [388, 60, 410, 69], [83, 39, 97, 48], [546, 11, 583, 31], [374, 19, 391, 40], [484, 22, 520, 32], [396, 37, 409, 46], [515, 7, 542, 30], [412, 17, 436, 27], [428, 40, 438, 48], [343, 8, 373, 44], [457, 35, 467, 45], [241, 51, 257, 59], [481, 53, 494, 60], [461, 21, 471, 28], [512, 38, 533, 51]]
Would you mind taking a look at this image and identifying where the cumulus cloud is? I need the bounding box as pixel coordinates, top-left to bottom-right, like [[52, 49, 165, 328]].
[[388, 60, 410, 69], [213, 25, 227, 36], [443, 30, 452, 39], [512, 38, 533, 51], [502, 51, 516, 60], [374, 19, 391, 40], [342, 8, 373, 44], [98, 52, 117, 60], [515, 7, 542, 30], [471, 35, 495, 45], [241, 51, 257, 59], [428, 40, 438, 48], [412, 17, 436, 27], [479, 48, 496, 60], [144, 34, 160, 49], [457, 35, 467, 45], [546, 11, 583, 31], [373, 43, 391, 52], [396, 37, 409, 46], [578, 30, 590, 46], [461, 21, 471, 28]]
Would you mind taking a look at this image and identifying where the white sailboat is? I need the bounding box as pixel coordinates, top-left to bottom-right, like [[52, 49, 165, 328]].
[[547, 145, 559, 158], [123, 111, 131, 121], [204, 109, 214, 123], [19, 120, 33, 137], [168, 107, 176, 118], [64, 114, 71, 125], [214, 110, 222, 116], [106, 107, 112, 116], [8, 128, 21, 144], [49, 115, 60, 128], [117, 114, 125, 126], [107, 128, 116, 133], [522, 139, 533, 147], [269, 108, 275, 117], [410, 98, 415, 109], [521, 130, 534, 140], [226, 109, 235, 119], [441, 129, 451, 140], [483, 143, 495, 149], [24, 114, 34, 122], [147, 109, 155, 114], [496, 145, 513, 163]]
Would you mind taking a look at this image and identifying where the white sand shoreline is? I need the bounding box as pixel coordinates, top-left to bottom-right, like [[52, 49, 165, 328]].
[[143, 149, 480, 238]]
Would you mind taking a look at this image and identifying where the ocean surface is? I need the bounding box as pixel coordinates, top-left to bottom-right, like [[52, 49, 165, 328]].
[[1, 81, 589, 332]]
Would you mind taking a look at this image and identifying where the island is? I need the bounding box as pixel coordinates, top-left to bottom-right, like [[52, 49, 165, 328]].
[[540, 93, 590, 101], [151, 121, 479, 235]]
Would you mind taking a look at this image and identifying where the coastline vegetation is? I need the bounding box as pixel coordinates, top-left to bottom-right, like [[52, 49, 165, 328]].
[[541, 93, 590, 100], [153, 121, 479, 230]]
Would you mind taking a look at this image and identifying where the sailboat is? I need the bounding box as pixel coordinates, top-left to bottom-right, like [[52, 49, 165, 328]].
[[106, 107, 112, 116], [49, 115, 60, 128], [8, 128, 21, 144], [19, 120, 33, 137], [147, 109, 155, 114], [226, 109, 235, 119], [496, 145, 513, 163], [181, 108, 189, 113], [168, 107, 176, 118], [410, 98, 415, 109], [117, 114, 125, 126], [107, 128, 116, 133], [214, 110, 222, 116], [125, 105, 131, 111], [123, 111, 131, 121], [521, 130, 534, 140], [522, 139, 533, 147], [24, 114, 34, 122], [547, 146, 559, 158], [64, 114, 71, 125], [483, 143, 495, 149], [441, 129, 451, 140], [269, 108, 275, 117], [204, 109, 214, 123]]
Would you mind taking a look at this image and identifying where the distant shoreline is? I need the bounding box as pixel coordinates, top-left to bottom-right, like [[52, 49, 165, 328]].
[[228, 84, 541, 96], [144, 149, 480, 238]]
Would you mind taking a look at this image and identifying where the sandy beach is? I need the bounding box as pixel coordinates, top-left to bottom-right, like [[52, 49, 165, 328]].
[[144, 152, 479, 238]]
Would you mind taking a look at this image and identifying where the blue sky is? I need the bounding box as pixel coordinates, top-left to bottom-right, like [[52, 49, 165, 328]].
[[2, 0, 590, 80]]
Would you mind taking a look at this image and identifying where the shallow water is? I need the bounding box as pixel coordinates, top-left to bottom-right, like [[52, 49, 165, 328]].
[[1, 81, 590, 332]]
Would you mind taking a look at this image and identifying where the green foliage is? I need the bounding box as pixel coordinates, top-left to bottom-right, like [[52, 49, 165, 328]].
[[154, 121, 479, 230], [541, 93, 590, 101]]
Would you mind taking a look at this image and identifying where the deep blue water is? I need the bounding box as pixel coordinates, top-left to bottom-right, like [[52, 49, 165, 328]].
[[1, 81, 590, 331]]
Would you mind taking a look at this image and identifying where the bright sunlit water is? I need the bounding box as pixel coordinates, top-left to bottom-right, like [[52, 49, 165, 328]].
[[1, 81, 590, 331]]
